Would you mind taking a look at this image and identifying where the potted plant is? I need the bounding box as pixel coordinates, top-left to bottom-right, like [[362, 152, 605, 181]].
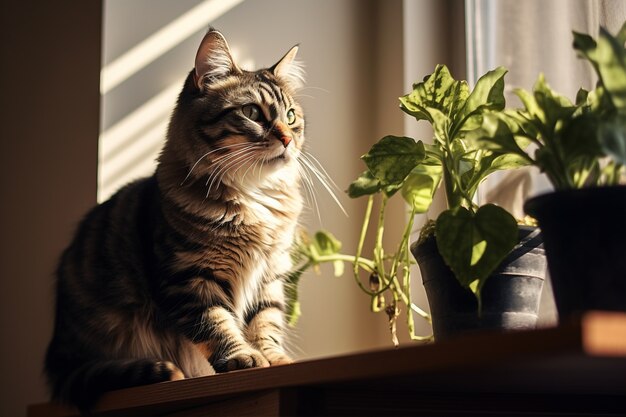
[[287, 65, 547, 343], [399, 65, 546, 340], [480, 22, 626, 320]]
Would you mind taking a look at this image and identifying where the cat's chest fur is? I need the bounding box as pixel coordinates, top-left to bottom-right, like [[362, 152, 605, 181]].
[[226, 187, 301, 314], [163, 173, 302, 317]]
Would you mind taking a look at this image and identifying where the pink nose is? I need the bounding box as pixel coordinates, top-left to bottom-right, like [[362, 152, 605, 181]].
[[278, 135, 292, 148], [272, 122, 292, 148]]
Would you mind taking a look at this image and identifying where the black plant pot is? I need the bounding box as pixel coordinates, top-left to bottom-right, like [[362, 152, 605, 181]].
[[524, 186, 626, 319], [411, 226, 546, 341]]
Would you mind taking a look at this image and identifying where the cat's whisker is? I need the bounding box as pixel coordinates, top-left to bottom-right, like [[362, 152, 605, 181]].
[[206, 148, 257, 198], [293, 93, 315, 100], [298, 86, 330, 94], [294, 85, 330, 100], [240, 154, 262, 184], [297, 163, 322, 224], [181, 142, 256, 186], [301, 152, 343, 191], [218, 153, 257, 191], [300, 152, 345, 201], [299, 155, 347, 216], [233, 154, 257, 177], [252, 159, 263, 181], [258, 155, 268, 183], [204, 144, 258, 188], [208, 147, 260, 193]]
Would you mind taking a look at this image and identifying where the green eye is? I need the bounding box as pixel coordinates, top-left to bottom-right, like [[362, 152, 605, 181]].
[[286, 109, 296, 125], [242, 104, 263, 122]]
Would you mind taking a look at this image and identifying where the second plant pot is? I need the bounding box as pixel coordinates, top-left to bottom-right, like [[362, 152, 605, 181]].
[[411, 226, 546, 341], [524, 185, 626, 319]]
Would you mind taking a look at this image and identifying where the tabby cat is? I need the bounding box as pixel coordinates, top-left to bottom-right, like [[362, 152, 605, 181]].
[[45, 29, 307, 409]]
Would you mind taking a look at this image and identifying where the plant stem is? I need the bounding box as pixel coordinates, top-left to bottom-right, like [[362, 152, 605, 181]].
[[354, 195, 374, 276], [349, 195, 376, 296], [374, 193, 388, 278], [390, 205, 416, 278], [316, 254, 376, 272]]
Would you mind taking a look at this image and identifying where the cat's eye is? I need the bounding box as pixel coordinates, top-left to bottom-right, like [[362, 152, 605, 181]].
[[286, 109, 296, 125], [242, 104, 263, 122]]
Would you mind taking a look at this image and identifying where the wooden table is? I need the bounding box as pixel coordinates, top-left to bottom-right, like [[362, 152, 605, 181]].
[[29, 311, 626, 416]]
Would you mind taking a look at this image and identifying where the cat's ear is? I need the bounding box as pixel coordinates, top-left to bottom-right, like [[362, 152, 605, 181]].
[[194, 29, 240, 89], [271, 45, 305, 90]]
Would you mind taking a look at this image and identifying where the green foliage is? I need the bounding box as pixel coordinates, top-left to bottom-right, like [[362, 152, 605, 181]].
[[286, 19, 626, 345], [396, 65, 522, 301], [285, 230, 344, 326], [482, 23, 626, 190], [401, 157, 443, 213], [435, 204, 518, 310], [289, 64, 528, 339], [361, 135, 426, 187]]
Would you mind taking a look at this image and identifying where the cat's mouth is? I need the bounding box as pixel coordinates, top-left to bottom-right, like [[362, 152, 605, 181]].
[[266, 149, 289, 164]]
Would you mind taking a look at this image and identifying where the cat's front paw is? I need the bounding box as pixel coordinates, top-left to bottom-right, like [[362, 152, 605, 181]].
[[213, 349, 270, 372], [270, 356, 293, 366], [265, 352, 294, 366]]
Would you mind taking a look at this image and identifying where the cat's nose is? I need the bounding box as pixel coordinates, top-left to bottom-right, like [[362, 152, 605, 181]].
[[271, 121, 292, 148]]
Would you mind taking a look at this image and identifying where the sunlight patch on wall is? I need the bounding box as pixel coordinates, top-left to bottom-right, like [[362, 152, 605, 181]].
[[98, 78, 184, 201], [98, 0, 245, 202], [101, 0, 245, 94]]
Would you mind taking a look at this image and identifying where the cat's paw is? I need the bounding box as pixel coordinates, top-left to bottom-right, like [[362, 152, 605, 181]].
[[213, 349, 270, 372], [270, 356, 293, 366], [156, 361, 186, 381], [265, 352, 294, 366]]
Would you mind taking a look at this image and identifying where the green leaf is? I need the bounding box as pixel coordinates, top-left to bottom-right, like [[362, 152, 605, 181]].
[[286, 299, 301, 326], [514, 87, 544, 122], [575, 88, 590, 106], [383, 183, 403, 198], [361, 136, 425, 185], [486, 153, 530, 173], [572, 31, 597, 56], [574, 27, 626, 112], [401, 162, 443, 213], [284, 265, 306, 326], [598, 115, 626, 165], [473, 113, 531, 158], [533, 74, 577, 126], [558, 112, 604, 161], [312, 230, 342, 257], [435, 205, 518, 302], [459, 67, 507, 121], [399, 64, 469, 123], [435, 207, 474, 286], [347, 170, 382, 198], [598, 27, 626, 111]]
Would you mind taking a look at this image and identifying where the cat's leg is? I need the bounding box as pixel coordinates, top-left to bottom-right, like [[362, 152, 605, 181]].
[[160, 275, 269, 372], [245, 278, 293, 366]]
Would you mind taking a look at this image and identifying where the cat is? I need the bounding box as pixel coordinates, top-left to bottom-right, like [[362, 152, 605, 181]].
[[44, 29, 308, 410]]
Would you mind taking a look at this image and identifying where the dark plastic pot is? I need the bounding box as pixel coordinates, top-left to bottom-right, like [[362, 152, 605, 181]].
[[411, 226, 546, 341], [524, 186, 626, 319]]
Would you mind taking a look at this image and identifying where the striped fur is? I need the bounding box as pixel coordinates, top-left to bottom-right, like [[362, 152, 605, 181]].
[[45, 29, 304, 409]]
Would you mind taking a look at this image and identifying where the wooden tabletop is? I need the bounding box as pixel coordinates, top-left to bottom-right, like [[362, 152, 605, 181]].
[[28, 311, 626, 417]]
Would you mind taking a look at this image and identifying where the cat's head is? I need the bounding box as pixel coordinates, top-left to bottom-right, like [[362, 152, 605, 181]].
[[162, 29, 306, 195]]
